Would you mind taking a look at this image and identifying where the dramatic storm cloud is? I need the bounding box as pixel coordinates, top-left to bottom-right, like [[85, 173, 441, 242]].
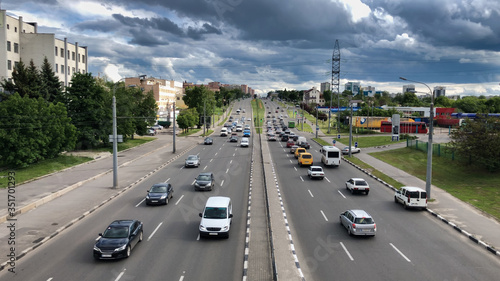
[[2, 0, 500, 96]]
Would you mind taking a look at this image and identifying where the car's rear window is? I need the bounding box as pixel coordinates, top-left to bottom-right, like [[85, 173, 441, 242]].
[[302, 155, 312, 159], [327, 151, 340, 158], [408, 191, 420, 198], [312, 168, 322, 172], [355, 180, 367, 186], [354, 217, 373, 224]]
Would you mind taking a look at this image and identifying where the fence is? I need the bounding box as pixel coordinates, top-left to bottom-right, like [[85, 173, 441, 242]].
[[406, 139, 460, 161]]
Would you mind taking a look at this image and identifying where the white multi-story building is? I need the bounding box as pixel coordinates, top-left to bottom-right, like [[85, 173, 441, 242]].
[[0, 9, 88, 87], [303, 87, 324, 105]]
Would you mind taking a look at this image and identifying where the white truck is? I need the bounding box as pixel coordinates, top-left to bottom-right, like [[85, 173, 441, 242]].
[[394, 186, 427, 210]]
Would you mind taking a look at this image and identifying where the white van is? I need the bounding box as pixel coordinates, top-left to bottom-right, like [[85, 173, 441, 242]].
[[199, 196, 233, 238], [394, 186, 427, 210], [296, 136, 306, 144], [319, 146, 341, 167], [220, 127, 228, 136]]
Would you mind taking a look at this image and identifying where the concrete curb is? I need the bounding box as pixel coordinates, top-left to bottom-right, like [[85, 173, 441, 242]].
[[0, 143, 197, 272], [339, 155, 500, 257]]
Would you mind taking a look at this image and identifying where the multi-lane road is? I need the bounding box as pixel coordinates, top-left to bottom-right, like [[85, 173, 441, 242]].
[[1, 99, 499, 281]]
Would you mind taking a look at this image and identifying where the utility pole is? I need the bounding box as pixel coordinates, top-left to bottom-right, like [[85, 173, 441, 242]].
[[203, 96, 206, 135], [112, 93, 118, 188], [173, 101, 176, 153]]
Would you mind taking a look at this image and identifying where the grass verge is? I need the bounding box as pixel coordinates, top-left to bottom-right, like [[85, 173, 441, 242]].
[[0, 156, 93, 188], [370, 147, 500, 221]]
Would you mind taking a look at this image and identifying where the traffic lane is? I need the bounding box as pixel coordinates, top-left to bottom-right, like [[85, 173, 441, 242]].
[[271, 147, 500, 280], [1, 140, 250, 280]]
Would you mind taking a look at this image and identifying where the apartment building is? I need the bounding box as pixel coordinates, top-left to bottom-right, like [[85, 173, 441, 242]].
[[125, 76, 185, 116], [303, 87, 324, 105], [0, 9, 88, 87]]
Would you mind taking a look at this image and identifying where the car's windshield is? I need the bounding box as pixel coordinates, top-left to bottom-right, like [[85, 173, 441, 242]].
[[150, 185, 167, 193], [197, 175, 211, 181], [102, 226, 129, 238], [203, 207, 227, 219], [354, 217, 374, 224], [188, 156, 198, 160]]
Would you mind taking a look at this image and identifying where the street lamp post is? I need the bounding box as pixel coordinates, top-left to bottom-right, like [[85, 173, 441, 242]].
[[399, 77, 434, 199]]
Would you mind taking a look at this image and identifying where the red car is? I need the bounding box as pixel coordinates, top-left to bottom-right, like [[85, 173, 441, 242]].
[[286, 139, 295, 148]]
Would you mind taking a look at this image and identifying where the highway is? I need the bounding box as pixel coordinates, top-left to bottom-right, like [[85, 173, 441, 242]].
[[0, 102, 253, 281], [264, 101, 500, 280], [1, 99, 500, 281]]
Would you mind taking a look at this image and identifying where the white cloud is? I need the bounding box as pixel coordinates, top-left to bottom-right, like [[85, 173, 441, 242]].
[[338, 0, 371, 22]]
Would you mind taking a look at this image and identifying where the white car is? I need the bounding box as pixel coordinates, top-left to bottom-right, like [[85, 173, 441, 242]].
[[345, 178, 369, 195], [240, 137, 249, 147], [342, 146, 361, 155], [307, 166, 324, 180]]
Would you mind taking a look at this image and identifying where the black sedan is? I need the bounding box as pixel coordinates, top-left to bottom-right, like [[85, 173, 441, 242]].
[[204, 137, 213, 145], [93, 220, 143, 259], [229, 135, 238, 142], [145, 183, 174, 205], [299, 141, 311, 149]]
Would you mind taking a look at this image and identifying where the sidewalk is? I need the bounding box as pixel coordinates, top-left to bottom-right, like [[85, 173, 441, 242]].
[[315, 133, 500, 256]]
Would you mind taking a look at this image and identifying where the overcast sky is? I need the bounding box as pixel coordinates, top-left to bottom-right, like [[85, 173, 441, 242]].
[[3, 0, 500, 96]]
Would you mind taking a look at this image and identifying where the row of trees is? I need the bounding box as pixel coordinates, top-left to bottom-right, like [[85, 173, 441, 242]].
[[273, 88, 500, 114], [179, 85, 249, 131], [0, 58, 157, 168]]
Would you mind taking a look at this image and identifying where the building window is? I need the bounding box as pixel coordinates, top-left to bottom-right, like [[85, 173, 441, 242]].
[[14, 27, 17, 32], [67, 50, 70, 58], [7, 41, 11, 52], [82, 55, 85, 63], [72, 67, 75, 73], [61, 65, 64, 74], [68, 66, 70, 74], [7, 24, 9, 29], [60, 48, 64, 57], [7, 60, 12, 70], [55, 64, 58, 73], [78, 54, 81, 62], [55, 47, 58, 56], [72, 52, 75, 60], [14, 61, 19, 68], [14, 43, 19, 53]]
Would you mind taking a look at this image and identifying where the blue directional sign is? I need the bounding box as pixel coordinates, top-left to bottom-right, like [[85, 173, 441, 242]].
[[332, 139, 336, 145], [337, 134, 341, 139], [355, 141, 358, 148]]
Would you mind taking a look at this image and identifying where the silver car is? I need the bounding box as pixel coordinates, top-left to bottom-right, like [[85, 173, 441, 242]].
[[185, 155, 200, 168], [340, 209, 376, 236], [342, 146, 361, 155]]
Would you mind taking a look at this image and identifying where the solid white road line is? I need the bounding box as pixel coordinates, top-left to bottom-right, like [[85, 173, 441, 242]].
[[320, 210, 328, 221], [340, 242, 354, 261], [114, 268, 126, 281], [175, 195, 184, 205], [148, 222, 163, 241], [337, 190, 346, 199], [390, 243, 412, 262], [135, 198, 145, 207]]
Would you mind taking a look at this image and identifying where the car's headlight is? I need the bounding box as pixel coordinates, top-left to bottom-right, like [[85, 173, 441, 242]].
[[146, 195, 150, 199], [160, 195, 167, 199], [199, 225, 206, 231], [195, 182, 200, 187], [93, 245, 101, 252], [115, 244, 127, 252], [223, 225, 229, 231]]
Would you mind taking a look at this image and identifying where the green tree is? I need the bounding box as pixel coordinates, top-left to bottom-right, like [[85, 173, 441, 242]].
[[449, 116, 500, 172], [40, 57, 63, 103], [62, 73, 112, 149], [176, 108, 199, 133], [1, 59, 40, 99], [0, 94, 76, 167], [434, 96, 452, 107], [134, 89, 158, 136], [183, 86, 215, 128]]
